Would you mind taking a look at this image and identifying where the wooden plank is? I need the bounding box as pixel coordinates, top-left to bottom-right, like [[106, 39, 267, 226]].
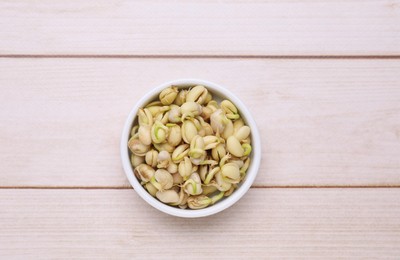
[[0, 188, 399, 258], [1, 0, 399, 55], [0, 58, 399, 187]]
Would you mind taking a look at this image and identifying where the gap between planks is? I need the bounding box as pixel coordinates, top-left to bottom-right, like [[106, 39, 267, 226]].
[[1, 185, 400, 190], [1, 54, 400, 59]]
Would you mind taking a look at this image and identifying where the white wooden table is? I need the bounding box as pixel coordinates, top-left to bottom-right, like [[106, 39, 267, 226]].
[[1, 1, 400, 258]]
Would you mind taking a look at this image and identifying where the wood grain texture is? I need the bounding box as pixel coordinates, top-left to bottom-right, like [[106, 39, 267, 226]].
[[1, 0, 399, 56], [0, 189, 399, 259], [1, 58, 399, 187]]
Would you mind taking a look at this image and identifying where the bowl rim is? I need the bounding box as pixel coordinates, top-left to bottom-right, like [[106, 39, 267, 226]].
[[120, 78, 261, 218]]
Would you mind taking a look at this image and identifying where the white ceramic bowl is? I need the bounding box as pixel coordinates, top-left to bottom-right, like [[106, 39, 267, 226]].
[[121, 79, 261, 218]]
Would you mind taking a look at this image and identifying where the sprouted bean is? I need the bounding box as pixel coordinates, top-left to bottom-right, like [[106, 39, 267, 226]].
[[128, 86, 252, 209]]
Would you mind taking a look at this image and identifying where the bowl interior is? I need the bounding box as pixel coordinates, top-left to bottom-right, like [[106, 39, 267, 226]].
[[121, 79, 261, 218]]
